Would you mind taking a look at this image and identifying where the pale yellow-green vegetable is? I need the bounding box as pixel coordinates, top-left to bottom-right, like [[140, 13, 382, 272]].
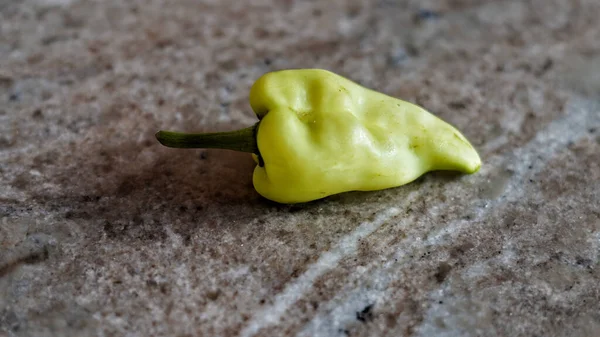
[[156, 69, 481, 204]]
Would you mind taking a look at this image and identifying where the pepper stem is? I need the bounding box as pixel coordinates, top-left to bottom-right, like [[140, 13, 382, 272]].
[[155, 123, 259, 154]]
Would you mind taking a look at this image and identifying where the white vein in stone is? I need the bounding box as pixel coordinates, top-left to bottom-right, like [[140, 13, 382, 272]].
[[239, 206, 407, 337]]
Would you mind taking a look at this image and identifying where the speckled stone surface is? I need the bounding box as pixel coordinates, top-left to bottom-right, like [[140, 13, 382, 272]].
[[1, 1, 599, 336]]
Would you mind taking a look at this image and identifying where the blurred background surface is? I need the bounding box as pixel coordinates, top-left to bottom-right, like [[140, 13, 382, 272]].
[[1, 1, 599, 336]]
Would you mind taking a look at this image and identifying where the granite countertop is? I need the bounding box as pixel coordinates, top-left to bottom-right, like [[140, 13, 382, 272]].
[[1, 0, 599, 336]]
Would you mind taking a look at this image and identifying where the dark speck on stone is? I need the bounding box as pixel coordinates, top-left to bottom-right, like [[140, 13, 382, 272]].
[[9, 93, 19, 101], [206, 289, 221, 301], [415, 9, 440, 22], [434, 263, 452, 283], [536, 58, 554, 76], [449, 101, 467, 109], [356, 304, 374, 322], [32, 109, 43, 119], [575, 256, 591, 267]]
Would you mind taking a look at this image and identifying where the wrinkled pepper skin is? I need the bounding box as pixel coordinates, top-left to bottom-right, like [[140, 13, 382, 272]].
[[249, 69, 481, 203]]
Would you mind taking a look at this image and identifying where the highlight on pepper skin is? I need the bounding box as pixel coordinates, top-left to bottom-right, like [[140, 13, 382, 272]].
[[155, 68, 482, 204]]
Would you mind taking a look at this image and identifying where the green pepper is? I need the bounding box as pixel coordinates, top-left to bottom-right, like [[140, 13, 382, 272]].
[[156, 69, 481, 204]]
